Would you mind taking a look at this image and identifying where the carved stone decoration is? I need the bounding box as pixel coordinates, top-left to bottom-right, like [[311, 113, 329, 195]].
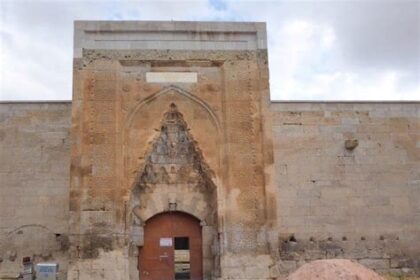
[[137, 103, 216, 193], [130, 102, 219, 271]]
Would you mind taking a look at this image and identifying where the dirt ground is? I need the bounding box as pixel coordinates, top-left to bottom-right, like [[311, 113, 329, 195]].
[[284, 259, 419, 280], [286, 259, 384, 280]]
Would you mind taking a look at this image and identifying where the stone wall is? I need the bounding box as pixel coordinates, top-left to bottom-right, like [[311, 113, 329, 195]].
[[69, 21, 275, 280], [0, 102, 71, 279], [271, 101, 420, 277], [0, 99, 419, 279], [0, 20, 419, 280]]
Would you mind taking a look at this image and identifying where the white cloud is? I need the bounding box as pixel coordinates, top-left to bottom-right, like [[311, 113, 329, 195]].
[[0, 0, 418, 101], [270, 20, 420, 100], [268, 18, 420, 100], [268, 20, 338, 99]]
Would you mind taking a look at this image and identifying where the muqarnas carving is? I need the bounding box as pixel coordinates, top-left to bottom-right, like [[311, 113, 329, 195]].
[[137, 103, 215, 193]]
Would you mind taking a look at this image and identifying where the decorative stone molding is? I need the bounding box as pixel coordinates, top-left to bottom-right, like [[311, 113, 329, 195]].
[[129, 103, 219, 279]]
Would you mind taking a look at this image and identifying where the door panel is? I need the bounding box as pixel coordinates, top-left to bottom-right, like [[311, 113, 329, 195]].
[[139, 212, 203, 280]]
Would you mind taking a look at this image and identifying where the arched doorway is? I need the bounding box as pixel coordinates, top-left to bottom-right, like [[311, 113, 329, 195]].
[[138, 211, 203, 280]]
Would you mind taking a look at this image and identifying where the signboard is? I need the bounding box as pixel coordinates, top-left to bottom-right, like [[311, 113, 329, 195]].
[[23, 264, 33, 274], [36, 263, 58, 280], [159, 238, 172, 247]]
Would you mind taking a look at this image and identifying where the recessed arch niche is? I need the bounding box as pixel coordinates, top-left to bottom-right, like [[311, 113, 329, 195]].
[[124, 87, 221, 280]]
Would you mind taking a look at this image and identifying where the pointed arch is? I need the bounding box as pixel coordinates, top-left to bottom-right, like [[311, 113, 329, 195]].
[[129, 102, 217, 224], [125, 90, 222, 279], [125, 85, 221, 134]]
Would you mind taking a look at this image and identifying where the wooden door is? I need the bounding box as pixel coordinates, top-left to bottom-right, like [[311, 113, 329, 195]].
[[139, 212, 203, 280]]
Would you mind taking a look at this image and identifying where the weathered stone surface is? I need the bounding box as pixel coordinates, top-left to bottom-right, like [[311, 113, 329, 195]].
[[0, 101, 71, 279], [272, 101, 420, 276], [1, 21, 420, 280], [69, 21, 275, 280]]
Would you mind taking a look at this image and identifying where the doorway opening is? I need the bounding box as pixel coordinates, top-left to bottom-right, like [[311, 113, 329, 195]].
[[138, 212, 202, 280], [174, 237, 190, 280]]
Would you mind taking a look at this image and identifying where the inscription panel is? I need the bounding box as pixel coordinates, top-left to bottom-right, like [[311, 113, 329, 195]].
[[146, 72, 198, 83]]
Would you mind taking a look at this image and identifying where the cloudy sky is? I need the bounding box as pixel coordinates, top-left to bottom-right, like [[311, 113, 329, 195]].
[[0, 0, 419, 101]]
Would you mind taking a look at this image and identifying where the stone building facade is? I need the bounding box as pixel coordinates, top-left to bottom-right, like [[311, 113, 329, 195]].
[[0, 21, 419, 280]]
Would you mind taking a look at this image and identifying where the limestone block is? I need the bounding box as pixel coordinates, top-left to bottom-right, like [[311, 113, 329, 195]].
[[130, 225, 144, 246], [359, 258, 390, 270], [80, 211, 115, 234]]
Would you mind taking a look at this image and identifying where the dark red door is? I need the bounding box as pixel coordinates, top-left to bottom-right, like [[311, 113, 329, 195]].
[[138, 212, 203, 280]]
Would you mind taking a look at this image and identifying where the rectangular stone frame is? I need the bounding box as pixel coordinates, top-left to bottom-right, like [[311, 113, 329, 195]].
[[70, 21, 277, 280]]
